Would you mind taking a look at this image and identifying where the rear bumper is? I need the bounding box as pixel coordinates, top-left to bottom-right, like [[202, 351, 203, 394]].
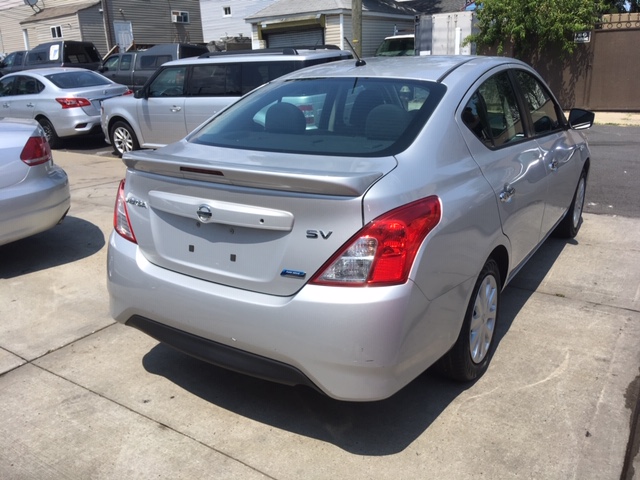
[[0, 165, 70, 246], [126, 315, 321, 392], [107, 232, 467, 401]]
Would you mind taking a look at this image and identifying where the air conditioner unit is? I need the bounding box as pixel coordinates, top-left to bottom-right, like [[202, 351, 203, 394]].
[[171, 11, 189, 24]]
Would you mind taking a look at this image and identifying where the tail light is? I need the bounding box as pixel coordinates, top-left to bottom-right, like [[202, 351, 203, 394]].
[[20, 135, 52, 166], [123, 89, 133, 95], [56, 98, 92, 109], [310, 196, 441, 286], [114, 179, 137, 243]]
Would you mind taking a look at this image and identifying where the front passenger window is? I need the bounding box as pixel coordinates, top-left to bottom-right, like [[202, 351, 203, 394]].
[[149, 67, 186, 97], [514, 70, 563, 136]]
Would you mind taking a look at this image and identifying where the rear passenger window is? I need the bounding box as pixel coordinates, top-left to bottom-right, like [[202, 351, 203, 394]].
[[514, 70, 563, 135], [462, 72, 524, 148], [190, 64, 242, 96]]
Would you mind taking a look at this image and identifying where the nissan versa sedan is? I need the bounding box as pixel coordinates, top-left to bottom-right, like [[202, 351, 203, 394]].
[[107, 56, 594, 401], [0, 68, 130, 148], [0, 117, 70, 246]]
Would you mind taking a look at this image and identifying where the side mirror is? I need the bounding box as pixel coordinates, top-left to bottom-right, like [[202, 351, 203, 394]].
[[134, 88, 146, 99], [99, 65, 107, 72], [568, 108, 595, 130]]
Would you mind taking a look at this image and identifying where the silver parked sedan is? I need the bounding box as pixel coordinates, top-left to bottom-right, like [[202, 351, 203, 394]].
[[107, 56, 594, 401], [0, 117, 70, 246], [0, 68, 130, 148]]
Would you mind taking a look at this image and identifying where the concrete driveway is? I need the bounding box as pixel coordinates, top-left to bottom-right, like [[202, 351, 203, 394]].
[[1, 150, 638, 479]]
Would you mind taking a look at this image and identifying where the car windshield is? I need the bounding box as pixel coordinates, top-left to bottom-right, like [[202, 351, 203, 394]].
[[190, 77, 445, 157], [45, 71, 111, 89]]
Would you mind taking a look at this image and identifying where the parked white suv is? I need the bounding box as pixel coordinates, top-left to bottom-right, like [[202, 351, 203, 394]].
[[101, 47, 352, 156]]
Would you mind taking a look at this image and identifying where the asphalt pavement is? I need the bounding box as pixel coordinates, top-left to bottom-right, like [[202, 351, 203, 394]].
[[0, 116, 639, 479]]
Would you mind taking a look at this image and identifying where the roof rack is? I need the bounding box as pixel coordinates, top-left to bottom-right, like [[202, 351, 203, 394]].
[[199, 45, 341, 58]]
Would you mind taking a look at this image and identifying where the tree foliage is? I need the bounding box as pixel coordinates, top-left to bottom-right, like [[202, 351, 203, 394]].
[[468, 0, 608, 57]]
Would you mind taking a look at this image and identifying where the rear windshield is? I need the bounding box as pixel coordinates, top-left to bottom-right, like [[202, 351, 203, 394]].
[[45, 71, 111, 89], [190, 77, 445, 157]]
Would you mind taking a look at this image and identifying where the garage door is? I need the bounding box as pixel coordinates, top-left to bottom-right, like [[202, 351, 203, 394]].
[[266, 29, 324, 48]]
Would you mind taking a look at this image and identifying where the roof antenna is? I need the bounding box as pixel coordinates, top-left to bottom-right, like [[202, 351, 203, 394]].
[[343, 37, 366, 67]]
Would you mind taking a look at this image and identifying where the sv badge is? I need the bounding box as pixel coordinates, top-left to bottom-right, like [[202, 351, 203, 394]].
[[306, 229, 333, 239]]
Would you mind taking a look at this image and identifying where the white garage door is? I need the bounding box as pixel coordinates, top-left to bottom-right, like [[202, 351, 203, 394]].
[[266, 29, 324, 48]]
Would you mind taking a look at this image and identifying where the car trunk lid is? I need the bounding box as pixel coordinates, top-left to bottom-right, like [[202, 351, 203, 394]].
[[121, 143, 397, 296]]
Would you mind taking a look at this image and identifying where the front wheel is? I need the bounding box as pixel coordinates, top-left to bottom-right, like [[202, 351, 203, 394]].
[[437, 258, 501, 382], [553, 170, 587, 238], [110, 120, 139, 157]]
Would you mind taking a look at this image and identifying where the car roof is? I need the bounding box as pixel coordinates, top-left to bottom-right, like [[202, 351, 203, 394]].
[[2, 67, 96, 77], [162, 48, 353, 67], [281, 55, 528, 84]]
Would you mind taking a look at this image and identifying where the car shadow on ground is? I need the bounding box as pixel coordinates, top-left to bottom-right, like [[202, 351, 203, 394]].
[[140, 236, 572, 456], [0, 216, 105, 279]]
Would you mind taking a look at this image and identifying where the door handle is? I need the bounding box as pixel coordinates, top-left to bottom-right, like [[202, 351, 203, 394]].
[[170, 106, 182, 112], [499, 184, 516, 203]]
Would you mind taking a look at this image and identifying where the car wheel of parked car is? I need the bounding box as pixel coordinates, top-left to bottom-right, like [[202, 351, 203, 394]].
[[110, 121, 139, 157], [38, 117, 61, 149], [437, 258, 501, 382], [553, 169, 587, 239]]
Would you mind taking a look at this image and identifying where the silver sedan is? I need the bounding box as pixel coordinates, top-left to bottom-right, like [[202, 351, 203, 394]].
[[0, 117, 70, 246], [0, 68, 130, 148], [107, 55, 594, 401]]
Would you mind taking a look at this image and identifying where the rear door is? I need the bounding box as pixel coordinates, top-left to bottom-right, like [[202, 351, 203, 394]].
[[136, 66, 188, 146], [183, 63, 241, 133], [458, 69, 547, 270], [6, 75, 41, 120]]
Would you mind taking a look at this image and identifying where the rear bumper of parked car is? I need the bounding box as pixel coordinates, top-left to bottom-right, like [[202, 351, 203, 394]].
[[52, 111, 102, 138], [107, 232, 468, 401], [0, 165, 70, 246]]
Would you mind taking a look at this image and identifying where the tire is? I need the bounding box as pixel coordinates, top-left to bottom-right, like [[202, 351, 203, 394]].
[[38, 117, 62, 149], [553, 170, 587, 239], [110, 120, 139, 157], [437, 258, 501, 382]]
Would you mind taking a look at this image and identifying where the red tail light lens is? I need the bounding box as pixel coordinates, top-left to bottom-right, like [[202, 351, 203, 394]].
[[310, 196, 441, 286], [114, 179, 137, 243], [56, 98, 92, 109], [20, 135, 52, 166]]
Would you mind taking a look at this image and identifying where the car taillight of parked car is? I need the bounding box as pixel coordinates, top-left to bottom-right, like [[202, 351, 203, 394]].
[[55, 98, 92, 109], [113, 179, 137, 244], [20, 135, 52, 166], [310, 196, 442, 286]]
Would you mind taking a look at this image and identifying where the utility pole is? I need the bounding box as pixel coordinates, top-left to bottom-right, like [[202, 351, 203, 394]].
[[352, 0, 362, 57]]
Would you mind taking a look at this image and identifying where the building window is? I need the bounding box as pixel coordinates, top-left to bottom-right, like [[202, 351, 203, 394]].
[[223, 6, 231, 17], [51, 26, 62, 38]]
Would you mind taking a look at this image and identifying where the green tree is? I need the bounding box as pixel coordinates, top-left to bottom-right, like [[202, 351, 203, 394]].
[[468, 0, 607, 56]]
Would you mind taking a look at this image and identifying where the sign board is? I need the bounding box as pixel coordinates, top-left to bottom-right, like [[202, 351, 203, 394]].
[[574, 31, 591, 43]]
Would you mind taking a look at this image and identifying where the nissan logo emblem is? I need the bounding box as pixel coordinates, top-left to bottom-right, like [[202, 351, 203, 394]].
[[196, 205, 213, 222]]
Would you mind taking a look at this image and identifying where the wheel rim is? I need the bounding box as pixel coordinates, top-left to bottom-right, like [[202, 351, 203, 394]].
[[113, 126, 133, 154], [469, 274, 498, 364], [572, 177, 586, 229]]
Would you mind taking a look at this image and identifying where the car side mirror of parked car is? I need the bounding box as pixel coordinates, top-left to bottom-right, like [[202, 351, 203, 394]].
[[568, 108, 595, 130], [134, 88, 147, 100]]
